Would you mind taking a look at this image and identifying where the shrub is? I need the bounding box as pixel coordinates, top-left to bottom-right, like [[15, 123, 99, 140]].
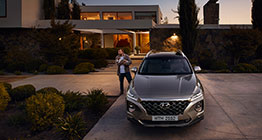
[[252, 59, 262, 72], [62, 91, 87, 113], [33, 70, 39, 75], [78, 48, 108, 59], [46, 65, 66, 74], [10, 84, 36, 102], [55, 112, 86, 140], [233, 63, 257, 73], [0, 83, 11, 111], [1, 82, 12, 93], [78, 49, 95, 59], [26, 93, 65, 131], [36, 87, 59, 94], [64, 57, 79, 70], [14, 71, 22, 75], [105, 48, 118, 59], [215, 69, 231, 73], [211, 61, 228, 70], [73, 62, 94, 74], [94, 48, 108, 59], [198, 58, 214, 70], [86, 89, 108, 112], [0, 70, 5, 75], [39, 64, 48, 72], [7, 112, 28, 127], [88, 59, 108, 69], [4, 45, 42, 72]]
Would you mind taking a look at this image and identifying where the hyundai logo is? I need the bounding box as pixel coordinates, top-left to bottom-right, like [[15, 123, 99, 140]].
[[160, 102, 170, 108]]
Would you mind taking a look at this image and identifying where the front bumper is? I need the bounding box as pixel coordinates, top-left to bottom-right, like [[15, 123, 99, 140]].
[[126, 96, 205, 127]]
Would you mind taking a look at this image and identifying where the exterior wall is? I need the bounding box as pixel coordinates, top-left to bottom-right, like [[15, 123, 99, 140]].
[[0, 0, 22, 27], [80, 5, 162, 24], [150, 24, 252, 59], [0, 4, 161, 29], [21, 0, 43, 28], [104, 34, 114, 48]]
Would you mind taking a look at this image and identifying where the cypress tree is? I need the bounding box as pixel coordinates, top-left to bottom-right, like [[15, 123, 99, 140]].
[[71, 0, 81, 19], [177, 0, 199, 59], [57, 0, 71, 19], [44, 0, 55, 19], [252, 0, 262, 30]]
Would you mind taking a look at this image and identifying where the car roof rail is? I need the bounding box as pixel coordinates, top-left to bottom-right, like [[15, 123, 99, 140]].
[[146, 49, 186, 58], [176, 50, 186, 57], [146, 50, 154, 57]]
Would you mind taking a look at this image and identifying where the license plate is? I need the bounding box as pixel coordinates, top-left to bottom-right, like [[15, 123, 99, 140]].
[[152, 116, 178, 121]]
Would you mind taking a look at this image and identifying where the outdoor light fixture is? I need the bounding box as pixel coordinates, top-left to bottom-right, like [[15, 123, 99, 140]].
[[59, 37, 62, 41], [171, 33, 178, 40]]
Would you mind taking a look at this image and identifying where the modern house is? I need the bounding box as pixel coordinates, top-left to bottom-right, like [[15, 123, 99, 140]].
[[0, 0, 251, 54], [0, 0, 162, 53]]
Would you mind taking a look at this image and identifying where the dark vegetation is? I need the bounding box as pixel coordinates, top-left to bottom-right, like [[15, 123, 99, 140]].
[[0, 21, 132, 74], [0, 83, 117, 140]]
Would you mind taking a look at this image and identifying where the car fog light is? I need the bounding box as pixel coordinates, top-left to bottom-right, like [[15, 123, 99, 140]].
[[194, 101, 203, 112], [128, 103, 136, 112]]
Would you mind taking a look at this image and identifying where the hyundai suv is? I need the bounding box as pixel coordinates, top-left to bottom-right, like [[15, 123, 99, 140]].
[[126, 51, 204, 127]]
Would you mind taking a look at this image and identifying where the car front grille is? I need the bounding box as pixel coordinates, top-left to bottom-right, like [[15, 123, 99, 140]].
[[141, 101, 190, 115]]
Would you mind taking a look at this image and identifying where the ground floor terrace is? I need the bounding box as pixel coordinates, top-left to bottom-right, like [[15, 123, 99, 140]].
[[76, 29, 151, 53]]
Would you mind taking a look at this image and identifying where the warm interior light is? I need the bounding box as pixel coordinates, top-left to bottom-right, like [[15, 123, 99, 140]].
[[171, 33, 178, 40]]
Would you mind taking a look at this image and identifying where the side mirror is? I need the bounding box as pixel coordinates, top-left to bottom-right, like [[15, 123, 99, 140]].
[[194, 66, 202, 72], [131, 67, 138, 73]]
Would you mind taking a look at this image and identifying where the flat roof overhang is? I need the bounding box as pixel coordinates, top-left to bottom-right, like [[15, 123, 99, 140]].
[[36, 20, 155, 30], [74, 29, 133, 34]]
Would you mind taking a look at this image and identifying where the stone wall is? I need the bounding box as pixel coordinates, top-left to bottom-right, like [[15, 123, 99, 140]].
[[150, 28, 230, 60]]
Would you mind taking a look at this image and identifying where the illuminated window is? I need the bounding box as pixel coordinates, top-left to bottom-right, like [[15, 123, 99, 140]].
[[135, 11, 157, 23], [80, 12, 100, 20], [0, 0, 6, 17], [103, 12, 117, 20], [103, 12, 132, 20], [117, 12, 132, 20]]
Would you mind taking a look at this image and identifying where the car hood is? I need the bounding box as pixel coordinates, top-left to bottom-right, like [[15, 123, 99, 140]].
[[133, 74, 197, 99]]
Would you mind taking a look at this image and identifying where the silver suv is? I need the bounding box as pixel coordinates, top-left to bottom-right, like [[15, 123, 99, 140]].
[[126, 51, 204, 127]]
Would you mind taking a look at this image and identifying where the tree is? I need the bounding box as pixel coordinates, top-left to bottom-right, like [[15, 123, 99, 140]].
[[57, 0, 71, 19], [71, 0, 81, 19], [252, 0, 262, 30], [44, 0, 55, 19], [37, 20, 80, 67], [177, 0, 199, 59], [252, 0, 262, 59], [224, 28, 261, 65], [162, 17, 168, 24]]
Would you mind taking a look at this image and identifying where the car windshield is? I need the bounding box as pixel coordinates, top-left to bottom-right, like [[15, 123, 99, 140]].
[[139, 57, 192, 75]]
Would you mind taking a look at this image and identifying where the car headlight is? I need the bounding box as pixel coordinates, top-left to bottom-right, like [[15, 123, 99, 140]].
[[194, 100, 204, 112], [190, 83, 203, 101], [127, 88, 138, 101]]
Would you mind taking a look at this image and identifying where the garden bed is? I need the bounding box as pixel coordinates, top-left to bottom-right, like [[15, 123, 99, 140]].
[[0, 96, 117, 140], [0, 83, 118, 140]]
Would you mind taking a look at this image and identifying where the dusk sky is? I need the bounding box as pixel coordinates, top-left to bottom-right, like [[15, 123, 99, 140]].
[[77, 0, 252, 24]]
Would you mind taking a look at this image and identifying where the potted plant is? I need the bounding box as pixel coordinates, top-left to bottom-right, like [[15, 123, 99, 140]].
[[135, 46, 141, 54]]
